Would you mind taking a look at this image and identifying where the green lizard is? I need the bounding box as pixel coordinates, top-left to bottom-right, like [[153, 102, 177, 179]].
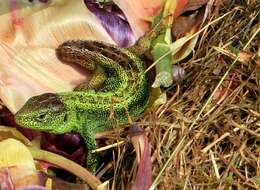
[[14, 21, 166, 171]]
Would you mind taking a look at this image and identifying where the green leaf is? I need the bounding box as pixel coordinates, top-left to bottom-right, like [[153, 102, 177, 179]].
[[151, 32, 173, 88]]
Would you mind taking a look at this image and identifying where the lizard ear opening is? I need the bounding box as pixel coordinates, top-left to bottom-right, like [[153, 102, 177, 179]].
[[63, 113, 68, 123]]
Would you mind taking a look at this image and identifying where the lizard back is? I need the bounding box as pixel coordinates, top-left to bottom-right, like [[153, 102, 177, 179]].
[[56, 40, 149, 126]]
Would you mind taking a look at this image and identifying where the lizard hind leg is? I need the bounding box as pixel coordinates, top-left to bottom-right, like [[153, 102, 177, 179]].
[[128, 17, 167, 56], [74, 66, 121, 92], [74, 65, 107, 91], [56, 40, 124, 92]]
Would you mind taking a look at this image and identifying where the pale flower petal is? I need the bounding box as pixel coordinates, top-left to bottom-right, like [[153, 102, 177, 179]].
[[0, 0, 114, 113]]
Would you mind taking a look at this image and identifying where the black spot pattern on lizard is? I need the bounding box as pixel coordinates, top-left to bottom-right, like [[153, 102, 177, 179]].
[[56, 40, 138, 72]]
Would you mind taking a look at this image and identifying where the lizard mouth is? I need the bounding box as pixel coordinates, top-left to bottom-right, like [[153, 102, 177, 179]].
[[14, 114, 49, 132], [14, 113, 26, 126]]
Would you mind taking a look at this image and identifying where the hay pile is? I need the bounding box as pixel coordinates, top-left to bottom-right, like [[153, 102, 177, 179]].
[[118, 1, 260, 189]]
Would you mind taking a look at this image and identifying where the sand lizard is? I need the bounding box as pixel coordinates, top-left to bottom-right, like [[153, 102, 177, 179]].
[[14, 22, 165, 171]]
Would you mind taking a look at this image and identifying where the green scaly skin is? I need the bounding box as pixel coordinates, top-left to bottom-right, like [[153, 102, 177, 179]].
[[14, 22, 166, 172]]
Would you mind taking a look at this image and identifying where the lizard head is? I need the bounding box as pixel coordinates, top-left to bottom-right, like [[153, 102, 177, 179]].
[[15, 93, 73, 134]]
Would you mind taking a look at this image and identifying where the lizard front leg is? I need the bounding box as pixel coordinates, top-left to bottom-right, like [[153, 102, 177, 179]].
[[81, 120, 115, 172], [80, 126, 99, 172]]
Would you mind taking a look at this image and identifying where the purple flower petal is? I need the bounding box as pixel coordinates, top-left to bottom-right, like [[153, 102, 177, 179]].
[[41, 133, 86, 166], [84, 0, 136, 47]]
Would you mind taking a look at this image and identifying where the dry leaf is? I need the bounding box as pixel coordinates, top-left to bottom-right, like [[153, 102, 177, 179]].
[[171, 0, 212, 63], [0, 125, 32, 145]]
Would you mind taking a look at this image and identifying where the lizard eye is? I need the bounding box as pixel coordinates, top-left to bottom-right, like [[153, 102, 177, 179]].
[[36, 112, 48, 121]]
